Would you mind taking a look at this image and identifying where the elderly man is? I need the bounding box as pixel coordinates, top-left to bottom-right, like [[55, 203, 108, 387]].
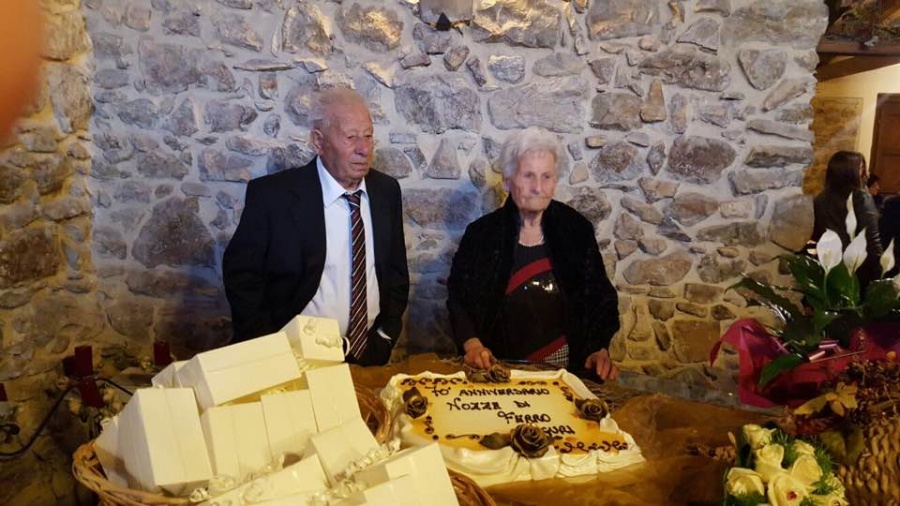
[[448, 127, 621, 380], [223, 88, 409, 366]]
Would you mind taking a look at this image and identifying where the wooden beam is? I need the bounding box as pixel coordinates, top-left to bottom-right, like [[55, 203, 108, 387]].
[[884, 0, 900, 21], [818, 38, 900, 56], [817, 54, 841, 67], [816, 55, 900, 80]]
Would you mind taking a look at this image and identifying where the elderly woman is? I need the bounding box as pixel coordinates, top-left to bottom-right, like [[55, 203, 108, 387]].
[[447, 127, 621, 380], [812, 150, 883, 285]]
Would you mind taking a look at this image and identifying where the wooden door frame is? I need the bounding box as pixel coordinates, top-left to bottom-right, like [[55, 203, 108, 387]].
[[870, 93, 899, 180]]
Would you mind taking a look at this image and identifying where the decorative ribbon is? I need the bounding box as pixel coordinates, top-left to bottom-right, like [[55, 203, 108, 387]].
[[807, 340, 841, 362], [315, 334, 344, 349]]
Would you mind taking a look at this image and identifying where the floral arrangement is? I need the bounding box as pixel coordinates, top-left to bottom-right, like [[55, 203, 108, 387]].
[[732, 195, 900, 387], [724, 424, 847, 506]]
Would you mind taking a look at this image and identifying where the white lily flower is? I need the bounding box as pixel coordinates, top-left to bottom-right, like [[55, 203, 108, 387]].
[[843, 228, 868, 275], [880, 239, 895, 277], [845, 195, 857, 239], [817, 230, 843, 274]]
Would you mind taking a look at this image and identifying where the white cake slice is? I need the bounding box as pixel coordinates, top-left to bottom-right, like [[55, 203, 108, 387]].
[[280, 315, 345, 364], [309, 418, 379, 486], [150, 360, 186, 388], [353, 443, 458, 506], [94, 416, 128, 488], [176, 332, 302, 411], [118, 388, 212, 495], [260, 390, 318, 459], [201, 402, 272, 482], [305, 363, 361, 432], [337, 475, 420, 506], [204, 453, 328, 506]]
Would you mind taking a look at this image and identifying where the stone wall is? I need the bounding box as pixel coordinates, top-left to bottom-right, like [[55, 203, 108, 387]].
[[81, 0, 833, 380], [0, 0, 98, 503], [0, 0, 829, 502]]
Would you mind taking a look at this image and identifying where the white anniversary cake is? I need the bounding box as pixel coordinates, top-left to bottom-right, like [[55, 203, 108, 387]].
[[381, 367, 645, 487]]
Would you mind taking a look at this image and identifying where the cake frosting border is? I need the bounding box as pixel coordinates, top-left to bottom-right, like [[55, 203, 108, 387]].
[[381, 369, 645, 487]]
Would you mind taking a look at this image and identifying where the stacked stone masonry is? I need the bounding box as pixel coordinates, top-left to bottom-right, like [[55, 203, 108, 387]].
[[0, 0, 828, 503]]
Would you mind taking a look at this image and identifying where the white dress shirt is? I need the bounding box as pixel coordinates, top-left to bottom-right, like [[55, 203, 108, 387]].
[[301, 159, 381, 339]]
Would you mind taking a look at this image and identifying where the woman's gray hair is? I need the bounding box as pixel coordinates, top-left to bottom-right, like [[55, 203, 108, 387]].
[[308, 88, 368, 130], [499, 126, 566, 179]]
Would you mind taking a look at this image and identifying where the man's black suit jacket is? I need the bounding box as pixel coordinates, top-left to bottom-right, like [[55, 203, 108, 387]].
[[222, 159, 409, 366]]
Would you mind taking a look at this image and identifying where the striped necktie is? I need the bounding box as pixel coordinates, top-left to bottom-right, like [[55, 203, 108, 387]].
[[344, 191, 367, 359]]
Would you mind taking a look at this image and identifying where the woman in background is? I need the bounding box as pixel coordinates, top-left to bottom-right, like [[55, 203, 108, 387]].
[[812, 151, 883, 285], [866, 173, 885, 214], [447, 127, 620, 380]]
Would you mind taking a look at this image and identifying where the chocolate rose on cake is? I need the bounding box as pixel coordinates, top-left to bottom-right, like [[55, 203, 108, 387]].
[[466, 369, 490, 383], [574, 398, 609, 422], [402, 387, 428, 419], [487, 363, 511, 383], [510, 423, 551, 458]]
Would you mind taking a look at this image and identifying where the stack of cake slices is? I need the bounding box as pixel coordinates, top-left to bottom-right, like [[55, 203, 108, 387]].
[[92, 315, 458, 506]]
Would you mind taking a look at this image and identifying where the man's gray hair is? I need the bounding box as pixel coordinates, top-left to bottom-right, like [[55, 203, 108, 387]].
[[499, 126, 566, 180], [308, 88, 368, 130]]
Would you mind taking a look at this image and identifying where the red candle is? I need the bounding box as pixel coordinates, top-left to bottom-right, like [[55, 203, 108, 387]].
[[74, 345, 93, 377], [154, 340, 172, 367], [62, 356, 76, 377], [77, 379, 103, 408], [0, 383, 7, 402]]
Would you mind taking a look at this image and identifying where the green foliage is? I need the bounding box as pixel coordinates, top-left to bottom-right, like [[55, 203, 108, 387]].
[[863, 279, 900, 318], [784, 254, 827, 310], [813, 442, 835, 477], [724, 492, 767, 506], [759, 354, 804, 388], [731, 277, 802, 321], [782, 443, 799, 469], [824, 262, 860, 309], [812, 476, 838, 496]]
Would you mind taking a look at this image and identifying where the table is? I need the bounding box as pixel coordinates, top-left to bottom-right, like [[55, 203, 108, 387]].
[[350, 354, 777, 506]]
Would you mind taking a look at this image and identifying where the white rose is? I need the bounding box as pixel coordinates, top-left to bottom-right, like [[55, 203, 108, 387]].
[[808, 493, 849, 506], [823, 474, 846, 497], [724, 467, 766, 497], [789, 454, 823, 486], [754, 443, 787, 482], [792, 440, 816, 458], [767, 474, 809, 506], [742, 424, 776, 450]]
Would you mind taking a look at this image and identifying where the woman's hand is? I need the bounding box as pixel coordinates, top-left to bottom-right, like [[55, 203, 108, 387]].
[[585, 349, 619, 381], [463, 338, 496, 369]]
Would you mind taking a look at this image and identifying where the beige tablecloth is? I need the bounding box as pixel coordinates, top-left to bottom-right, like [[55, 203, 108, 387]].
[[351, 354, 773, 506]]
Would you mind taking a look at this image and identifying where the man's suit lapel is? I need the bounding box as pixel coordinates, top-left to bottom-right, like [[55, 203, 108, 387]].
[[286, 160, 327, 285], [366, 174, 390, 280]]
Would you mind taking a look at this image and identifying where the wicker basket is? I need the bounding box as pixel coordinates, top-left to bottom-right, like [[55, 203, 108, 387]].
[[449, 470, 498, 506], [73, 385, 493, 505], [353, 385, 391, 444], [73, 441, 189, 506]]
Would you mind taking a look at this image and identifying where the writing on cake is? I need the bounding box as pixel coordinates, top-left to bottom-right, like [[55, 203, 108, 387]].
[[382, 369, 645, 487]]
